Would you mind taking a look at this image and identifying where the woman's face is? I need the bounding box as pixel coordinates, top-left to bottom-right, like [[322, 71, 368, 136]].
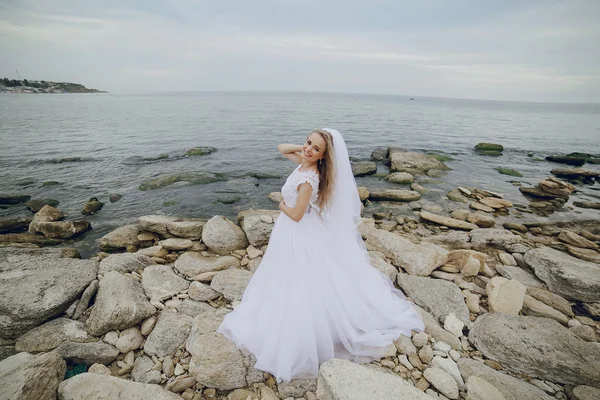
[[302, 133, 327, 163]]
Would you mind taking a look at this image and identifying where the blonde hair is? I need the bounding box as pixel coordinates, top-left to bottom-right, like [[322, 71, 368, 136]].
[[310, 129, 335, 213]]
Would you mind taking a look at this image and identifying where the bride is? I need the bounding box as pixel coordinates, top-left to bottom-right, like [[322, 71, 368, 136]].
[[217, 128, 424, 382]]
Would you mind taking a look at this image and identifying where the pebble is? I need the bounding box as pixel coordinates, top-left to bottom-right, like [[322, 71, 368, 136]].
[[412, 332, 429, 348], [380, 359, 395, 369], [419, 345, 434, 364], [163, 357, 175, 378], [443, 314, 464, 337], [423, 367, 459, 399], [174, 363, 185, 376], [398, 355, 414, 370]]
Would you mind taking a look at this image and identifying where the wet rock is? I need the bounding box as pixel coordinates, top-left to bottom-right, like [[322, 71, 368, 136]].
[[0, 216, 32, 234], [0, 247, 97, 338], [25, 198, 59, 213], [389, 150, 450, 175], [545, 156, 586, 166], [185, 146, 217, 156], [0, 351, 66, 400], [385, 172, 414, 184], [538, 177, 576, 198], [479, 198, 512, 209], [475, 143, 503, 152], [551, 168, 599, 180], [28, 205, 91, 239], [138, 171, 226, 190], [82, 197, 104, 215], [108, 194, 122, 202], [98, 224, 140, 251], [351, 161, 377, 176], [573, 201, 600, 210], [420, 211, 478, 231], [0, 194, 31, 205], [369, 189, 421, 202]]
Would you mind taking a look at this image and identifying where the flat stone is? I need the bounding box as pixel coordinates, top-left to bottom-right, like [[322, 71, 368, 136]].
[[466, 213, 495, 228], [58, 372, 181, 399], [159, 238, 194, 251], [351, 161, 377, 176], [526, 287, 573, 317], [522, 295, 569, 325], [386, 172, 414, 184], [479, 198, 512, 209], [15, 318, 95, 353], [144, 310, 193, 357], [369, 189, 421, 202], [99, 252, 154, 274], [567, 246, 600, 263], [558, 231, 598, 249], [165, 218, 205, 239], [465, 376, 507, 400], [389, 150, 449, 175], [458, 358, 553, 400], [495, 265, 545, 288], [486, 277, 526, 315], [137, 215, 179, 236], [398, 275, 469, 324], [524, 247, 600, 302], [174, 252, 239, 278], [420, 211, 478, 231], [0, 351, 66, 400], [469, 229, 523, 251], [56, 341, 119, 365], [211, 269, 253, 301], [571, 385, 600, 400], [0, 247, 97, 338], [188, 281, 221, 302], [469, 202, 494, 213], [469, 313, 600, 386], [423, 367, 459, 399], [317, 358, 431, 400], [142, 265, 189, 300], [98, 224, 140, 250]]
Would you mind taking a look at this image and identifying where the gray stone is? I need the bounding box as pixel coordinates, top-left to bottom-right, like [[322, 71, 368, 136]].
[[173, 299, 215, 317], [142, 265, 189, 300], [397, 275, 469, 324], [188, 282, 221, 302], [422, 232, 471, 249], [72, 279, 99, 320], [15, 318, 95, 353], [237, 210, 280, 248], [98, 224, 140, 250], [174, 251, 240, 278], [0, 247, 97, 338], [469, 313, 600, 386], [386, 172, 414, 184], [131, 355, 162, 384], [99, 252, 154, 274], [360, 225, 448, 276], [58, 372, 181, 399], [389, 150, 449, 175], [137, 215, 179, 236], [86, 271, 156, 336], [469, 229, 523, 251], [572, 385, 600, 400], [369, 189, 422, 202], [495, 265, 545, 288], [369, 256, 397, 282], [458, 359, 553, 400], [522, 295, 569, 325], [351, 161, 377, 176], [115, 327, 144, 353], [202, 215, 249, 255], [159, 238, 193, 250], [211, 269, 254, 301], [465, 376, 507, 400], [423, 367, 459, 399], [56, 341, 119, 365], [420, 211, 478, 231], [165, 218, 205, 239], [524, 247, 600, 302], [526, 287, 574, 317], [278, 378, 317, 398], [316, 358, 431, 400], [0, 351, 66, 400], [144, 310, 193, 357]]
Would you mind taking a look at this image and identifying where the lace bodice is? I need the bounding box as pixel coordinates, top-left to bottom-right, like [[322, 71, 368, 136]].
[[281, 165, 320, 213]]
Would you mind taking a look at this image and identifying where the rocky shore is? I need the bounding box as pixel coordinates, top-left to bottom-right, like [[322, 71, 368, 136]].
[[1, 146, 599, 400]]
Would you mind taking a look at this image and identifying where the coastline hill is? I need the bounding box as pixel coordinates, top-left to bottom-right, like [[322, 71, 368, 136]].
[[0, 78, 106, 94]]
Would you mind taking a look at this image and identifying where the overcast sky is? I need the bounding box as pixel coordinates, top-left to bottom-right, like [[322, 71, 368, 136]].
[[1, 0, 599, 102]]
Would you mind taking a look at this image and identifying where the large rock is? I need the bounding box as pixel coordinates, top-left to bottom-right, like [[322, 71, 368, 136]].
[[0, 216, 32, 234], [202, 216, 249, 255], [56, 341, 119, 365], [316, 358, 431, 400], [237, 210, 280, 247], [360, 225, 448, 276], [98, 252, 154, 274], [458, 359, 554, 400], [210, 269, 253, 301], [0, 351, 66, 400], [522, 295, 569, 325], [58, 373, 181, 399], [524, 247, 600, 302], [174, 252, 239, 278], [351, 161, 377, 176], [98, 224, 140, 250], [166, 218, 206, 239], [551, 168, 599, 179], [86, 271, 156, 336], [526, 287, 574, 317], [0, 247, 97, 338], [0, 194, 31, 205], [469, 313, 600, 386], [420, 211, 478, 231], [465, 376, 506, 400], [369, 189, 421, 202], [15, 318, 95, 353], [469, 229, 523, 251], [137, 215, 179, 236], [389, 150, 450, 175], [28, 205, 91, 239], [144, 310, 193, 357], [397, 275, 469, 324], [141, 265, 189, 301]]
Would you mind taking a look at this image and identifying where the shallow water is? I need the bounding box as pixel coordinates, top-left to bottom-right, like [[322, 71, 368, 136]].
[[1, 92, 599, 256]]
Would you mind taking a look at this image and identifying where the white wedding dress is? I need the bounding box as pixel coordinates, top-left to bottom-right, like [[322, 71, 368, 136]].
[[218, 132, 424, 382]]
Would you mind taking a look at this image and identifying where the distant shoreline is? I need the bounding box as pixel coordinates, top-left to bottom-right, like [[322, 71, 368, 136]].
[[0, 78, 106, 94]]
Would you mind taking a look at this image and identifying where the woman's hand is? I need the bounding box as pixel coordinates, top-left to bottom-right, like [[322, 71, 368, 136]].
[[278, 200, 285, 210]]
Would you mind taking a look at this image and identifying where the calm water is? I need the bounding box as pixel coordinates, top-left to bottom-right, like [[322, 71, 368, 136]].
[[1, 92, 600, 256]]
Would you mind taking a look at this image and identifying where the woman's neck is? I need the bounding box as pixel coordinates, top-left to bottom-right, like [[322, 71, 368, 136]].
[[300, 160, 317, 171]]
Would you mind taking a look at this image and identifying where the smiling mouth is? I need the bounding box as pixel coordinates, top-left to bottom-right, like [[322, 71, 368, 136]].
[[303, 151, 311, 157]]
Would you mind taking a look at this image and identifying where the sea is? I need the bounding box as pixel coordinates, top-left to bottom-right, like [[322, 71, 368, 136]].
[[1, 91, 599, 257]]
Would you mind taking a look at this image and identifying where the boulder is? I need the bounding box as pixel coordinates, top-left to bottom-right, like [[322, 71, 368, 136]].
[[538, 177, 576, 198], [174, 252, 239, 278], [81, 198, 104, 215], [475, 143, 503, 152], [397, 275, 469, 324], [86, 271, 156, 336], [28, 205, 91, 239], [165, 218, 205, 239], [469, 313, 600, 386], [98, 224, 140, 250], [423, 367, 458, 399], [545, 156, 586, 166], [316, 358, 431, 400], [0, 351, 66, 400], [0, 247, 97, 338], [0, 194, 31, 205], [361, 225, 448, 276], [138, 171, 226, 191], [524, 247, 600, 302], [202, 216, 249, 255], [571, 386, 600, 400], [58, 372, 181, 399], [237, 210, 280, 247], [385, 172, 414, 184]]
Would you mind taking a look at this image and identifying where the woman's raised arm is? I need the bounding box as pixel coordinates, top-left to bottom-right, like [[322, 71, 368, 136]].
[[278, 144, 303, 164]]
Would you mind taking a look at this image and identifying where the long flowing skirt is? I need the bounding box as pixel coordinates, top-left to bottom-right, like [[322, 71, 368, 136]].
[[217, 211, 425, 382]]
